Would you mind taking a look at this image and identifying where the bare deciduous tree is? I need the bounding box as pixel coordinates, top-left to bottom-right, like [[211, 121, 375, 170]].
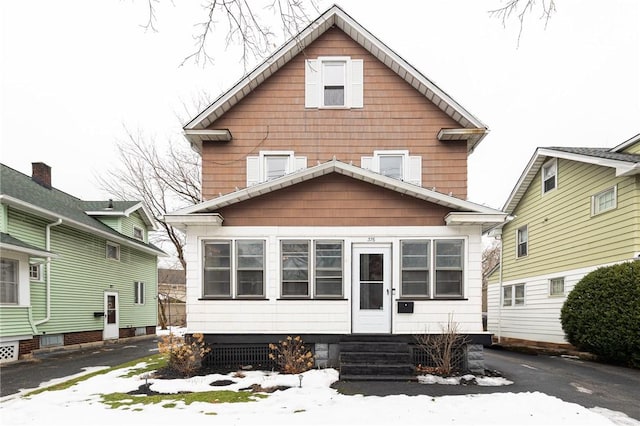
[[141, 0, 319, 69], [97, 128, 201, 270], [489, 0, 557, 46]]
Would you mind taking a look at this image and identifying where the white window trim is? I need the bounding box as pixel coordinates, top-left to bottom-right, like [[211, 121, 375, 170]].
[[516, 225, 528, 259], [503, 283, 525, 307], [29, 263, 43, 282], [361, 150, 422, 186], [591, 185, 617, 216], [106, 242, 120, 261], [133, 226, 144, 241], [541, 158, 557, 194], [0, 258, 19, 305], [305, 56, 363, 109], [247, 151, 306, 186], [549, 277, 565, 297]]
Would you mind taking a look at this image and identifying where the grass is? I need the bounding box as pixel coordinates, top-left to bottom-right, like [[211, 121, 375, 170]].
[[22, 353, 271, 410], [101, 390, 266, 409]]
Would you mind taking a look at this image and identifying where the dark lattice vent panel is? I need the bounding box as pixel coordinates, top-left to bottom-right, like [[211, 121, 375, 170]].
[[0, 342, 18, 363], [204, 345, 276, 369], [412, 345, 465, 373]]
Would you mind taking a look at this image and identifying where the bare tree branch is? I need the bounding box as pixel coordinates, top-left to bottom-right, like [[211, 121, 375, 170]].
[[489, 0, 557, 46], [97, 127, 202, 270]]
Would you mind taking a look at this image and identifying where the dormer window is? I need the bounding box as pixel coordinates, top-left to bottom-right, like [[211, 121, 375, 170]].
[[133, 226, 144, 241], [305, 56, 363, 109], [542, 159, 557, 194], [246, 151, 307, 186], [361, 150, 422, 186]]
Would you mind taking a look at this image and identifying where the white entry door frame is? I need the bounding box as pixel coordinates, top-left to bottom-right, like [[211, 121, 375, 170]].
[[103, 291, 119, 340], [352, 244, 392, 333]]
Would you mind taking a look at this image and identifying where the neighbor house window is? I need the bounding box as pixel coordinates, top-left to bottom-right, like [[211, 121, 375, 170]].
[[314, 241, 343, 297], [0, 259, 18, 304], [203, 241, 231, 297], [236, 240, 265, 297], [360, 150, 422, 186], [434, 239, 464, 297], [542, 159, 557, 193], [549, 277, 565, 296], [592, 186, 617, 215], [133, 226, 144, 241], [29, 264, 42, 281], [517, 226, 528, 258], [281, 241, 310, 297], [503, 283, 525, 306], [106, 242, 120, 261], [401, 241, 430, 297], [134, 281, 145, 304], [305, 56, 363, 109]]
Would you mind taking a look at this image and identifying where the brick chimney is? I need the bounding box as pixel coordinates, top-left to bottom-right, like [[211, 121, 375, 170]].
[[32, 162, 52, 189]]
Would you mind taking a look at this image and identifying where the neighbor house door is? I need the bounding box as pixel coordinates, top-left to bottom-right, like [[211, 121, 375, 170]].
[[352, 245, 392, 333], [103, 292, 119, 340]]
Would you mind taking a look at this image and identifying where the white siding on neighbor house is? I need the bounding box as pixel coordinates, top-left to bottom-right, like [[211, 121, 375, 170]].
[[184, 225, 485, 335], [487, 259, 634, 344]]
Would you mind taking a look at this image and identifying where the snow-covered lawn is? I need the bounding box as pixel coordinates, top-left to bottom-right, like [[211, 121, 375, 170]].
[[1, 328, 637, 426]]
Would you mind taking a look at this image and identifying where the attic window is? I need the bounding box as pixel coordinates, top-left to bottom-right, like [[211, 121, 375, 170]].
[[542, 159, 557, 193], [305, 57, 363, 109], [133, 226, 144, 241], [106, 242, 120, 261]]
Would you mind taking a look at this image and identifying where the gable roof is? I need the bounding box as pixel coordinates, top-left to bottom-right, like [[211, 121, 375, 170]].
[[0, 164, 164, 257], [502, 133, 640, 214], [165, 159, 506, 232], [184, 4, 488, 153]]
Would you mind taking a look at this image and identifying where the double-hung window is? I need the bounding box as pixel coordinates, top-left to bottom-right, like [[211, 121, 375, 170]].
[[203, 240, 265, 298], [400, 239, 465, 299], [134, 281, 145, 304], [592, 186, 617, 215], [246, 151, 307, 186], [305, 56, 363, 109], [361, 150, 422, 186], [434, 240, 464, 297], [503, 283, 525, 306], [517, 226, 528, 258], [542, 159, 557, 193], [236, 240, 265, 297], [0, 258, 18, 304], [281, 240, 343, 298]]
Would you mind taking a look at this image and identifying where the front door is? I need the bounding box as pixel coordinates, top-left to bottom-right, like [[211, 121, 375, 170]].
[[352, 245, 392, 333], [103, 292, 119, 340]]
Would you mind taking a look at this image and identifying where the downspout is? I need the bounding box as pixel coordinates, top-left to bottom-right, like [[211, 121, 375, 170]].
[[34, 218, 62, 326]]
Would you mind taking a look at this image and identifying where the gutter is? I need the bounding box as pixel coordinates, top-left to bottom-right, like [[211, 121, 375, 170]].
[[34, 218, 62, 326]]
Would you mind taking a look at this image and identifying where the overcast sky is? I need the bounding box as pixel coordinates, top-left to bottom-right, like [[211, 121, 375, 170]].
[[1, 1, 638, 211]]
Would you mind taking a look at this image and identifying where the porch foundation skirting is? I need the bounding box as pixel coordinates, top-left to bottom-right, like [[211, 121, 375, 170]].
[[200, 333, 491, 374]]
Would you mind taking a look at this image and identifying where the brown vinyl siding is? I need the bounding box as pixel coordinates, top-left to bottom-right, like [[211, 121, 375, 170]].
[[218, 173, 452, 226], [201, 27, 466, 200]]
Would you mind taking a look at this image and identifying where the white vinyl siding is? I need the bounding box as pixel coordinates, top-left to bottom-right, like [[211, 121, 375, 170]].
[[305, 57, 363, 108]]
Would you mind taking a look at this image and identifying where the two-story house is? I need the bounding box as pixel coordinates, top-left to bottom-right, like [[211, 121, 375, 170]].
[[165, 5, 507, 377], [0, 162, 164, 363], [486, 133, 640, 349]]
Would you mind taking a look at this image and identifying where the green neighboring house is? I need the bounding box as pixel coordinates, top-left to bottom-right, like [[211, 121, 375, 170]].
[[486, 133, 640, 348], [0, 162, 164, 363]]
